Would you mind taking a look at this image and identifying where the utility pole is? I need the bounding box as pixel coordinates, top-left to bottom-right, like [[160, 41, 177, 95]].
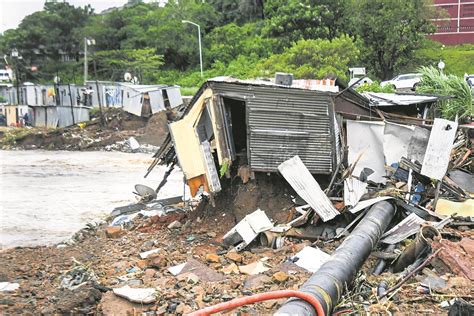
[[83, 38, 95, 85], [83, 38, 88, 85], [182, 20, 203, 77], [11, 49, 20, 105]]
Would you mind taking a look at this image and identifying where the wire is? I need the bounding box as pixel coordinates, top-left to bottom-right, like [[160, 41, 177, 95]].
[[187, 290, 325, 316]]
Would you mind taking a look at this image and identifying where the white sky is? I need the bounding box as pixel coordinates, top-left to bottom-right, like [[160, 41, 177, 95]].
[[0, 0, 129, 33]]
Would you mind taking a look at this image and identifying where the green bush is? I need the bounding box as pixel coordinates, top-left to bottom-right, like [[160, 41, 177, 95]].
[[417, 66, 473, 120], [356, 81, 395, 93]]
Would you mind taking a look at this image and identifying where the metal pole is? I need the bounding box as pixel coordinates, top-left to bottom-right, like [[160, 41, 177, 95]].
[[275, 201, 396, 316], [68, 83, 75, 125], [14, 62, 20, 105], [93, 60, 105, 127], [197, 24, 203, 78], [83, 38, 88, 85]]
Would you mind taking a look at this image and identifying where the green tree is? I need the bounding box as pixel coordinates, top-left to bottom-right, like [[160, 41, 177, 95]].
[[0, 2, 93, 81], [263, 0, 348, 48], [207, 0, 264, 25], [206, 22, 275, 65], [257, 35, 360, 81], [94, 48, 163, 83], [348, 0, 439, 80]]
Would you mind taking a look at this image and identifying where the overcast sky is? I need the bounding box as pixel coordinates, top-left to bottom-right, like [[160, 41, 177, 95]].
[[0, 0, 129, 33]]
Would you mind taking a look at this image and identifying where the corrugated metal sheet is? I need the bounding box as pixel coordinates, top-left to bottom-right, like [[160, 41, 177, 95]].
[[210, 81, 336, 174], [57, 106, 90, 127], [278, 155, 339, 222], [31, 106, 89, 128]]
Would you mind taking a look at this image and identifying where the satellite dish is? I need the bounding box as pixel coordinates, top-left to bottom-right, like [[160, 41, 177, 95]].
[[132, 76, 139, 84], [124, 72, 132, 82]]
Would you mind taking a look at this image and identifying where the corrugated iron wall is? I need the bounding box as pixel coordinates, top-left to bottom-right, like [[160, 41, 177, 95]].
[[210, 82, 336, 174]]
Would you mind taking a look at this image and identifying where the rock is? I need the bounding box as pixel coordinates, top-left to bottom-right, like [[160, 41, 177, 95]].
[[222, 263, 240, 275], [186, 273, 200, 284], [126, 279, 143, 287], [207, 232, 217, 238], [113, 285, 157, 304], [142, 240, 155, 250], [105, 226, 124, 239], [225, 252, 243, 263], [273, 271, 289, 283], [99, 291, 148, 315], [167, 220, 182, 229], [144, 269, 156, 277], [136, 260, 149, 269], [206, 253, 220, 263]]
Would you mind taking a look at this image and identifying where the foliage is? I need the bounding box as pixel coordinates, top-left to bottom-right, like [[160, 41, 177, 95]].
[[206, 22, 275, 65], [0, 2, 93, 70], [412, 42, 474, 77], [257, 35, 359, 81], [94, 49, 163, 83], [356, 82, 395, 93], [417, 66, 473, 120], [207, 0, 264, 25], [263, 0, 347, 48], [348, 0, 439, 80]]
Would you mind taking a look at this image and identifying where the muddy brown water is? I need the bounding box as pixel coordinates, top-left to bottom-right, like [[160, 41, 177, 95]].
[[0, 150, 186, 249]]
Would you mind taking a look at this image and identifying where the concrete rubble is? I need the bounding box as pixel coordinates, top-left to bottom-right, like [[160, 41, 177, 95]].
[[0, 77, 473, 314]]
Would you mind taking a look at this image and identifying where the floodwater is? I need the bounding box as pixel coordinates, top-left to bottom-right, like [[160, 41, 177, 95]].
[[0, 150, 186, 249]]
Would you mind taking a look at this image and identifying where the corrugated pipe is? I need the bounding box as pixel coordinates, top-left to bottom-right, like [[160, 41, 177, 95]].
[[275, 201, 396, 316]]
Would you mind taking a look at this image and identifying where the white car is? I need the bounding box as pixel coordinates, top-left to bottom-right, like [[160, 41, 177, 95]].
[[381, 73, 422, 90], [0, 69, 12, 82]]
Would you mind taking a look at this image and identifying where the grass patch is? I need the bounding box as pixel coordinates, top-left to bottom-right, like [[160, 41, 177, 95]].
[[0, 128, 34, 148], [180, 87, 199, 96]]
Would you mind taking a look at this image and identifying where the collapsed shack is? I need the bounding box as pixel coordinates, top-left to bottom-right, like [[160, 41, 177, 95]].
[[140, 77, 473, 314]]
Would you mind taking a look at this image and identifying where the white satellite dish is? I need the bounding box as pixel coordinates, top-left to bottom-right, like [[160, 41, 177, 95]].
[[124, 72, 132, 82]]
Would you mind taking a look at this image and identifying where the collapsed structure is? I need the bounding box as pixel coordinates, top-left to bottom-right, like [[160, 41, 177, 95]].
[[144, 75, 473, 315]]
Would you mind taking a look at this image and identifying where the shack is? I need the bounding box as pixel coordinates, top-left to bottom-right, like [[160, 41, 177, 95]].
[[4, 104, 30, 126], [151, 77, 343, 196], [28, 105, 90, 128], [85, 81, 183, 117]]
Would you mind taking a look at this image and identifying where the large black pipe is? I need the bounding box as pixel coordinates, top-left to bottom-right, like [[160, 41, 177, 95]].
[[275, 201, 396, 316]]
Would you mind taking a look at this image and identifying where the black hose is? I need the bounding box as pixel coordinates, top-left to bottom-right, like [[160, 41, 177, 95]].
[[275, 201, 396, 316]]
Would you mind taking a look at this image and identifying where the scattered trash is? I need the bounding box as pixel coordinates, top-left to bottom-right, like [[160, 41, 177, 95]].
[[278, 156, 339, 221], [59, 258, 98, 290], [222, 209, 273, 250], [113, 285, 156, 304], [0, 282, 19, 292], [139, 249, 160, 259], [168, 263, 186, 276], [290, 246, 330, 273], [238, 260, 270, 276]]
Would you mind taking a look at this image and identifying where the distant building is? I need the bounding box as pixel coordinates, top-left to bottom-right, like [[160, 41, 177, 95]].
[[430, 0, 474, 45]]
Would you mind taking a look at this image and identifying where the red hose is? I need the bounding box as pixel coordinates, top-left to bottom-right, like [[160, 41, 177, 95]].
[[187, 289, 325, 316]]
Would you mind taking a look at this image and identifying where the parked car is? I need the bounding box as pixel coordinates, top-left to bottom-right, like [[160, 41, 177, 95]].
[[0, 69, 12, 83], [465, 74, 474, 88], [381, 73, 422, 90]]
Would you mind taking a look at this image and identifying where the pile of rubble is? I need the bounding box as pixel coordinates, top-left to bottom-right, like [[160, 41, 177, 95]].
[[1, 77, 473, 314]]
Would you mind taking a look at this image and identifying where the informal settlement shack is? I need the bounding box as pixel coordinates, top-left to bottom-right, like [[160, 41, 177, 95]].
[[151, 77, 344, 197], [143, 75, 473, 315]]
